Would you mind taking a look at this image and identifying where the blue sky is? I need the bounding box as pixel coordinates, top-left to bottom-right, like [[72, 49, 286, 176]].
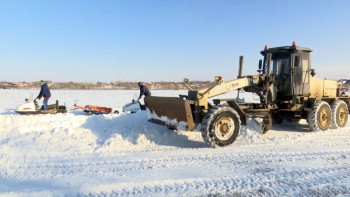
[[1, 0, 350, 82]]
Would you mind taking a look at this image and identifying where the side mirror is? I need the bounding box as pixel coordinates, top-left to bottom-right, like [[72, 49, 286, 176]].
[[310, 69, 316, 77], [257, 59, 263, 73], [258, 59, 262, 70]]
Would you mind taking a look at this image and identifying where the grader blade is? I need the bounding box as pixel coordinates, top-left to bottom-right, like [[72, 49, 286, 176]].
[[144, 96, 196, 131]]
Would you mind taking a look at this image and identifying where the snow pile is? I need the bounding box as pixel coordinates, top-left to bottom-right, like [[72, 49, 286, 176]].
[[0, 114, 97, 157], [0, 111, 208, 158], [236, 119, 264, 143]]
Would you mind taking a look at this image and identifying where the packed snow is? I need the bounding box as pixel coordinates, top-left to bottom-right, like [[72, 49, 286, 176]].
[[0, 89, 350, 196]]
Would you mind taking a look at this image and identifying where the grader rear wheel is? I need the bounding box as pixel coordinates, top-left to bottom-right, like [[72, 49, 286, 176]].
[[331, 100, 348, 129], [307, 100, 331, 131], [201, 106, 241, 148]]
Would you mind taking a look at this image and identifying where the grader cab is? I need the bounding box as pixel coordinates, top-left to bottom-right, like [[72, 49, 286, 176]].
[[145, 42, 350, 147], [262, 42, 348, 130]]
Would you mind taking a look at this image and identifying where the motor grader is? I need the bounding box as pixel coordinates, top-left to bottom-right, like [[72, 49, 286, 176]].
[[145, 42, 350, 147]]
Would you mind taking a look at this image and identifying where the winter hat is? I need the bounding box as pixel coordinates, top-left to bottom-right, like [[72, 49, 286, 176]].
[[138, 82, 142, 86]]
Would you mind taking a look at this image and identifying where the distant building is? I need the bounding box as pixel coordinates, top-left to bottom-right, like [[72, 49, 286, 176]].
[[14, 82, 32, 87], [103, 83, 112, 89]]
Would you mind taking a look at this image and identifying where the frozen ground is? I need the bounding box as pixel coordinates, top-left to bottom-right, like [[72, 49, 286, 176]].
[[0, 89, 349, 196]]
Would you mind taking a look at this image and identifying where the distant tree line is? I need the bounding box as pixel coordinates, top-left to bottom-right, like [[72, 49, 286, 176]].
[[0, 81, 211, 90]]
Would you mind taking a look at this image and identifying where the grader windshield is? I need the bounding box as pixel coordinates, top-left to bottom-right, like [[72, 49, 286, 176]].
[[268, 53, 291, 95]]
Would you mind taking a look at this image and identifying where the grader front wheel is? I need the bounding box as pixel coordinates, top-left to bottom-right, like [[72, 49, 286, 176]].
[[201, 106, 241, 148]]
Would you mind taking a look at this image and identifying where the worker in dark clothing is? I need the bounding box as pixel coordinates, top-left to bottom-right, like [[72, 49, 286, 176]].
[[138, 82, 151, 100], [137, 82, 151, 110], [36, 80, 51, 110]]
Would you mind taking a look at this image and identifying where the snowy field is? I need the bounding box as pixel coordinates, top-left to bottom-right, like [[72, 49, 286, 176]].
[[0, 89, 350, 196]]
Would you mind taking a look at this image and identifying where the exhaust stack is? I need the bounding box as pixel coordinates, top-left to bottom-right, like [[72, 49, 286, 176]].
[[238, 56, 244, 78]]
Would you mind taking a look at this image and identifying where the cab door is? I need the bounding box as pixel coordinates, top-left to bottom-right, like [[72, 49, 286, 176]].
[[293, 52, 310, 96]]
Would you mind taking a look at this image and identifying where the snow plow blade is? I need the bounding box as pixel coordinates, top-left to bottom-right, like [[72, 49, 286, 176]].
[[144, 96, 196, 131]]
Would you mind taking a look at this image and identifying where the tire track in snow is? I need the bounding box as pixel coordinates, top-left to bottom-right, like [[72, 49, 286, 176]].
[[111, 127, 350, 155], [1, 150, 349, 180], [80, 164, 350, 196]]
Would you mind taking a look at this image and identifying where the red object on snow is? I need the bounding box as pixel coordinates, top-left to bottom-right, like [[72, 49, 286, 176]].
[[73, 104, 113, 114]]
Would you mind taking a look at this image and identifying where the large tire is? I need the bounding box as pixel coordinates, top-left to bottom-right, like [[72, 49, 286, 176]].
[[201, 106, 241, 148], [307, 100, 331, 131], [331, 100, 348, 129]]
